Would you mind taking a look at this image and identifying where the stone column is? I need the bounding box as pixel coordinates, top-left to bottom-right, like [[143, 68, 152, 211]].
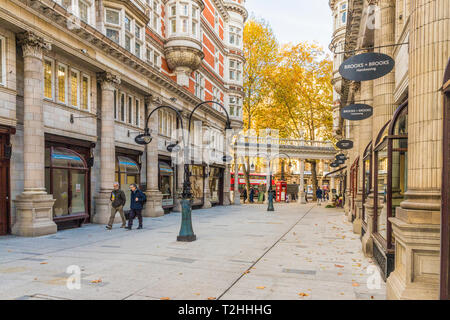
[[202, 125, 212, 209], [93, 72, 120, 224], [12, 32, 56, 237], [223, 164, 231, 206], [329, 176, 336, 204], [386, 0, 449, 300], [299, 160, 306, 204], [202, 164, 212, 209], [143, 96, 164, 217]]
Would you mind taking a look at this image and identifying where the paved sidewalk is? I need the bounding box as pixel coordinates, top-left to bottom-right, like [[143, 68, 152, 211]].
[[0, 203, 385, 300]]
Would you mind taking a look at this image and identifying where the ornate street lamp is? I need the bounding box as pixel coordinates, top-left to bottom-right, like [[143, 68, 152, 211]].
[[136, 101, 232, 242]]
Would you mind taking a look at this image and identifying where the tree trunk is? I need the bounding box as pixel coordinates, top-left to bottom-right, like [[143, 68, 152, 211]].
[[307, 159, 318, 201]]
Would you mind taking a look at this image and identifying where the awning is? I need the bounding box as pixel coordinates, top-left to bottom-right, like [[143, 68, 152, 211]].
[[324, 166, 347, 177]]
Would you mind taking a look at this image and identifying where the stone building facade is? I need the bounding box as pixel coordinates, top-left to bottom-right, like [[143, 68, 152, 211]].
[[329, 0, 450, 299], [0, 0, 247, 237]]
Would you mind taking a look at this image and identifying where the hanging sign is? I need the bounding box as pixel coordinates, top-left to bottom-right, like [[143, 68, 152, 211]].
[[336, 159, 345, 165], [339, 52, 395, 81], [336, 154, 346, 161], [330, 162, 340, 168], [336, 140, 353, 150], [340, 104, 373, 121]]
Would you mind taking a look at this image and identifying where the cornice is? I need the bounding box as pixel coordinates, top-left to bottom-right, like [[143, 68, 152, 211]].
[[224, 1, 248, 22]]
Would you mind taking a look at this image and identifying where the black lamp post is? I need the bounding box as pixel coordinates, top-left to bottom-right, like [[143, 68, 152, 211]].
[[135, 101, 232, 242]]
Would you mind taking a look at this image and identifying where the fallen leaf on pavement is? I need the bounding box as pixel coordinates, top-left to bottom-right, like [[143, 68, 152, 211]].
[[90, 279, 102, 283], [207, 297, 216, 300], [160, 297, 170, 300], [338, 272, 343, 276], [298, 292, 309, 297], [335, 264, 344, 268], [256, 286, 266, 289], [194, 293, 200, 296], [352, 282, 360, 287], [40, 262, 48, 265]]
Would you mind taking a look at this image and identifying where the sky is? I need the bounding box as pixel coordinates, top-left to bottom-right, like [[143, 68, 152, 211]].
[[245, 0, 333, 55]]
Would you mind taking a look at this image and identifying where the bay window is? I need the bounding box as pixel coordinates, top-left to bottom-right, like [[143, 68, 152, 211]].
[[229, 96, 241, 117], [229, 26, 242, 46], [229, 59, 242, 81]]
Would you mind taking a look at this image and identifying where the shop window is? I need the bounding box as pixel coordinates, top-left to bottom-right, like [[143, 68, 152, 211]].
[[190, 165, 204, 206], [362, 142, 372, 226], [115, 156, 140, 211], [159, 161, 174, 208], [209, 167, 223, 203], [374, 102, 408, 250], [45, 147, 88, 219]]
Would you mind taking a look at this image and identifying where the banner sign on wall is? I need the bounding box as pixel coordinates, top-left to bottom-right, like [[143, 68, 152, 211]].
[[339, 52, 395, 81], [330, 162, 340, 168], [340, 104, 373, 121], [336, 154, 346, 161], [336, 140, 354, 150]]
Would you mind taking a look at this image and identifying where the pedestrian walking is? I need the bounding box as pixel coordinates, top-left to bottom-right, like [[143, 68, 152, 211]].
[[126, 184, 146, 230], [242, 188, 247, 203], [304, 189, 308, 203], [106, 182, 127, 230], [316, 187, 323, 206], [249, 187, 255, 203]]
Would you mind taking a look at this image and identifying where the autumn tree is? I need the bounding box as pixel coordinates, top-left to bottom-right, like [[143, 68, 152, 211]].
[[265, 43, 333, 199], [242, 18, 278, 194]]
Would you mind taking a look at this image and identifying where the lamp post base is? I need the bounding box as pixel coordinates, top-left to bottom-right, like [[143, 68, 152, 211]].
[[177, 234, 197, 242], [177, 198, 196, 242]]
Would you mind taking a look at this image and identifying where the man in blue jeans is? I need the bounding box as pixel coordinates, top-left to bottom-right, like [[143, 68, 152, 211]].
[[126, 184, 146, 230]]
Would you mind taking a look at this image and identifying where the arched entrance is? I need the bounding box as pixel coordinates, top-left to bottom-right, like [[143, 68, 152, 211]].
[[440, 58, 450, 300]]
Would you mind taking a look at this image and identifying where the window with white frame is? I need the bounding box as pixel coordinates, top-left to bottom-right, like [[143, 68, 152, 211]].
[[127, 95, 133, 124], [158, 109, 175, 137], [120, 92, 125, 122], [0, 36, 5, 86], [168, 1, 200, 38], [192, 5, 199, 37], [169, 4, 177, 34], [105, 8, 121, 44], [114, 89, 118, 120], [57, 63, 68, 104], [70, 69, 80, 108], [194, 72, 204, 99], [340, 2, 347, 25], [81, 74, 90, 110], [229, 96, 241, 117], [146, 46, 153, 65], [135, 99, 140, 126], [59, 0, 92, 24], [44, 58, 54, 100], [148, 0, 161, 33], [104, 7, 146, 58], [229, 59, 242, 81], [153, 52, 160, 70], [229, 26, 241, 46]]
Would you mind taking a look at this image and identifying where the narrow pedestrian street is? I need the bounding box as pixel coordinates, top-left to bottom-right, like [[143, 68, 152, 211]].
[[0, 204, 385, 300]]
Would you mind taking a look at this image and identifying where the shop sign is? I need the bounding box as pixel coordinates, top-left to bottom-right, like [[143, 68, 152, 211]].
[[340, 104, 373, 121], [339, 52, 395, 81], [336, 153, 346, 161], [336, 140, 353, 150], [336, 159, 345, 165]]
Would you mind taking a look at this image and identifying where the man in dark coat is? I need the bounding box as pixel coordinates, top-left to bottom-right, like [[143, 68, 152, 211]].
[[106, 182, 126, 230], [242, 188, 248, 203], [126, 184, 146, 230], [316, 187, 323, 206], [249, 187, 255, 203]]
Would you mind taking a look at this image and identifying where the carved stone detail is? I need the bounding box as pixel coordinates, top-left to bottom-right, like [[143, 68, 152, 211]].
[[97, 72, 121, 91], [17, 31, 51, 59]]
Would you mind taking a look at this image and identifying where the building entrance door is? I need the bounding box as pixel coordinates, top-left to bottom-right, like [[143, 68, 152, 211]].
[[0, 131, 11, 235]]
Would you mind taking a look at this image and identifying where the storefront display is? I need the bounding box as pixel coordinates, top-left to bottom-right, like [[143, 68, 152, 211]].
[[189, 165, 204, 207], [115, 155, 140, 211], [362, 143, 372, 226], [209, 166, 223, 204], [159, 161, 175, 209], [45, 146, 89, 226]]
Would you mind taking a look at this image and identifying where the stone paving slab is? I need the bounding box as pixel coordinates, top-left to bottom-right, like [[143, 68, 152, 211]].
[[0, 203, 385, 300]]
